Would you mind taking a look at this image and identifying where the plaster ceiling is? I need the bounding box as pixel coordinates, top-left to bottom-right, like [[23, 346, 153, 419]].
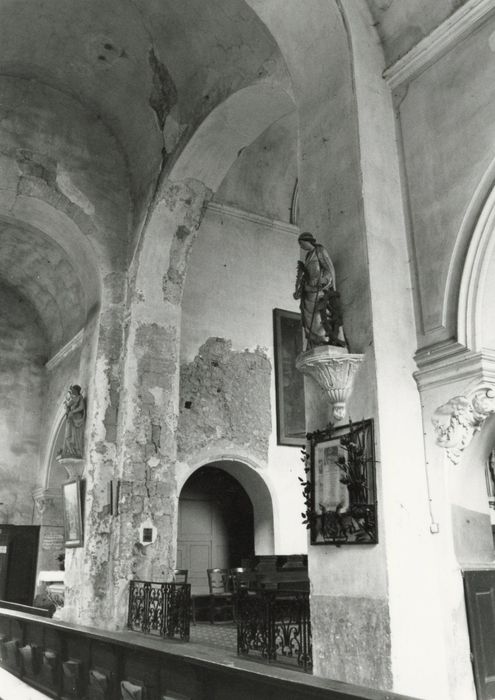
[[0, 0, 287, 352], [366, 0, 468, 65], [0, 221, 87, 355], [0, 0, 284, 210], [0, 0, 461, 354]]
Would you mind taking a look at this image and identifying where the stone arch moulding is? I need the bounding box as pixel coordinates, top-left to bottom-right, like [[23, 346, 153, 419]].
[[445, 157, 495, 351], [178, 453, 276, 555], [42, 402, 69, 490], [131, 79, 296, 302], [432, 384, 495, 465]]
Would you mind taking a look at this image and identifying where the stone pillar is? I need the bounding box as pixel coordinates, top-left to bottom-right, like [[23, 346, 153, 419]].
[[107, 178, 212, 626], [298, 4, 452, 698], [59, 270, 127, 628], [413, 344, 495, 700]]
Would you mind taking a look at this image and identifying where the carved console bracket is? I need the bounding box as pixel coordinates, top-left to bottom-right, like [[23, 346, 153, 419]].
[[432, 386, 495, 464], [296, 346, 364, 421], [57, 458, 85, 480], [33, 487, 63, 515]]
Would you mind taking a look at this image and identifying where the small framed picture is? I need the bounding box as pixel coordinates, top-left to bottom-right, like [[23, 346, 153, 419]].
[[308, 419, 377, 545], [273, 308, 306, 446], [62, 479, 83, 548]]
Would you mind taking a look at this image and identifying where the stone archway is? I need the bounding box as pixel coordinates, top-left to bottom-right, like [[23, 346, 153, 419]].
[[177, 464, 256, 594], [178, 457, 275, 560]]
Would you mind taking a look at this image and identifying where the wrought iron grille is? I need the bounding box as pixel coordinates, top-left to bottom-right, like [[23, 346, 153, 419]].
[[127, 581, 191, 641], [237, 590, 312, 671]]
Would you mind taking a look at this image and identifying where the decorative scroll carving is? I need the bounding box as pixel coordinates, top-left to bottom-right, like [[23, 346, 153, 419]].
[[432, 387, 495, 464], [296, 346, 364, 421]]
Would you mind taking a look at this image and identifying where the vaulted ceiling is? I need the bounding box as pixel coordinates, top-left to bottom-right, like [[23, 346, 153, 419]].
[[0, 0, 460, 355]]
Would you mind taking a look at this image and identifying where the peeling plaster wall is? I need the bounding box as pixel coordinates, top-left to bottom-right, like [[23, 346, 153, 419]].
[[0, 284, 48, 523], [179, 338, 271, 461], [180, 204, 307, 554]]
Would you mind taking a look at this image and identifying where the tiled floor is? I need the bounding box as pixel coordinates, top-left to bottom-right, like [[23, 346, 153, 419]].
[[189, 622, 237, 650]]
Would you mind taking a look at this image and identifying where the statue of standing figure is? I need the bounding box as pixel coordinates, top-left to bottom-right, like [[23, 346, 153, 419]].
[[294, 232, 346, 349], [57, 385, 86, 460]]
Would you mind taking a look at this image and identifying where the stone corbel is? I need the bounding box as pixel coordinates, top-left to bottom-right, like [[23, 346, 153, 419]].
[[32, 487, 62, 515], [432, 386, 495, 464], [296, 346, 364, 421]]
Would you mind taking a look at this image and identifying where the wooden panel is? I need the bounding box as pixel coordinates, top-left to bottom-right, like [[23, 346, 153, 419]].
[[179, 501, 212, 537], [0, 608, 423, 700], [464, 569, 495, 700], [178, 498, 231, 594], [188, 544, 211, 594]]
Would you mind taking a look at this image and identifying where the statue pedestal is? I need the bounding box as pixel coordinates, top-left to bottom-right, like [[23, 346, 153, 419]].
[[296, 346, 364, 421], [56, 458, 85, 480]]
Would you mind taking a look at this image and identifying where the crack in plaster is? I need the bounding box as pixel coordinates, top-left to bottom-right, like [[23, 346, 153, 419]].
[[148, 48, 178, 132]]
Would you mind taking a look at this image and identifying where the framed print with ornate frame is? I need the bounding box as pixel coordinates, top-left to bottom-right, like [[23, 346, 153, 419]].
[[308, 419, 377, 545], [62, 478, 83, 548], [273, 308, 306, 446]]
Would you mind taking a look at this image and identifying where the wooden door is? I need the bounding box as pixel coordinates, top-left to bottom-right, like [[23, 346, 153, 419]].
[[464, 569, 495, 700], [177, 498, 228, 594]]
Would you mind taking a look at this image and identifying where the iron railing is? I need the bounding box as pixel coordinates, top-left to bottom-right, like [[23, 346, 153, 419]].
[[236, 589, 312, 671], [127, 580, 191, 641]]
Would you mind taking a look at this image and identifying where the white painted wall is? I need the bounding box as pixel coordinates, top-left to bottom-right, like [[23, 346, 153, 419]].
[[181, 202, 307, 554]]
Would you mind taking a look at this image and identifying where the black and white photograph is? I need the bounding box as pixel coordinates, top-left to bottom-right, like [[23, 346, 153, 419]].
[[0, 2, 493, 699]]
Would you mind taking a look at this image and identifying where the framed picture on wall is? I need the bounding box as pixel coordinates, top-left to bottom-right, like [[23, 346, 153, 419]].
[[62, 479, 83, 548], [273, 308, 306, 446]]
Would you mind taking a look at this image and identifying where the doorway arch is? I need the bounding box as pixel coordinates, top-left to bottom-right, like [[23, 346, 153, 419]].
[[177, 459, 275, 593]]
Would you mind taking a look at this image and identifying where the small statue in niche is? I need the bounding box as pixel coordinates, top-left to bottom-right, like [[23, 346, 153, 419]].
[[294, 232, 346, 349], [57, 385, 86, 461]]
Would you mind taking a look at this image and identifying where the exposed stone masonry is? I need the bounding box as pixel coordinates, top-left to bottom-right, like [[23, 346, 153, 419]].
[[178, 337, 271, 462]]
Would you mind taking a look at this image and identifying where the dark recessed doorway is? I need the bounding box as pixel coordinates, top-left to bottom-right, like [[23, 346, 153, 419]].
[[177, 466, 254, 594]]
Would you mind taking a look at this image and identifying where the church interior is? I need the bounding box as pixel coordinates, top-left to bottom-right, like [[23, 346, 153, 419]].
[[1, 1, 495, 699]]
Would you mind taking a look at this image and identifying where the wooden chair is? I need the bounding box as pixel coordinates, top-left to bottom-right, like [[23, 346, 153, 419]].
[[207, 568, 233, 624], [229, 567, 256, 592], [173, 569, 188, 584], [229, 567, 256, 623]]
